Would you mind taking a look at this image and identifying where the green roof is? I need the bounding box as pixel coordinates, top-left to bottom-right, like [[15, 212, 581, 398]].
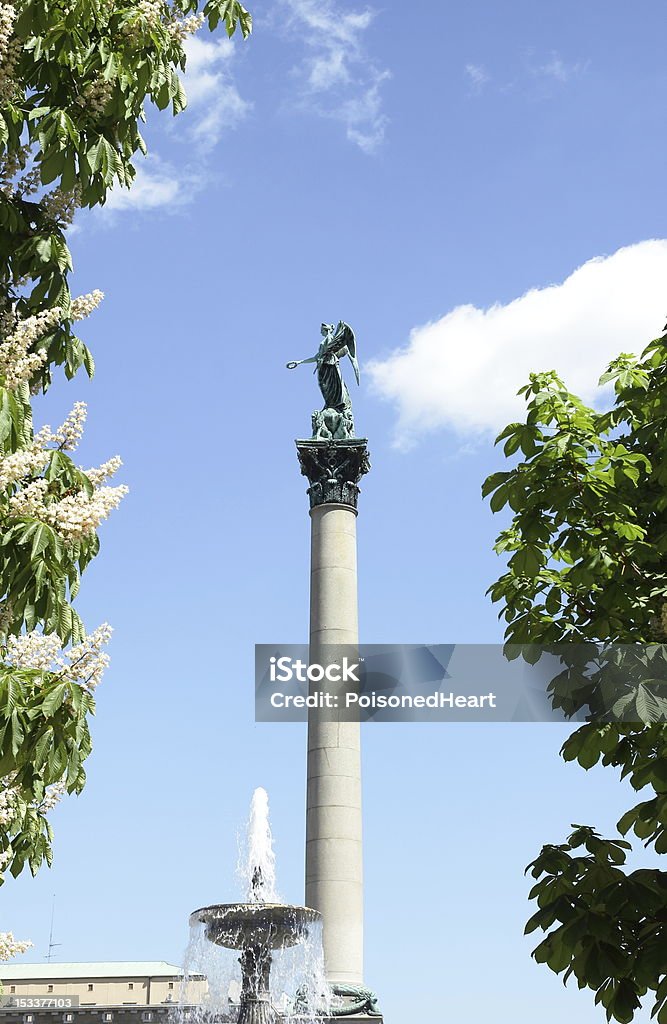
[[1, 962, 196, 981]]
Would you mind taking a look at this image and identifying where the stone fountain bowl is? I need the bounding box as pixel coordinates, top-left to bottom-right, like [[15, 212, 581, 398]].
[[190, 903, 322, 951]]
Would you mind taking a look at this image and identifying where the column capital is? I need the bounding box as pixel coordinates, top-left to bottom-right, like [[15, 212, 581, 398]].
[[296, 439, 371, 511]]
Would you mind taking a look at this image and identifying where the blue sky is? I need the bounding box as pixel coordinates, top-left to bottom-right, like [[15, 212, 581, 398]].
[[3, 0, 667, 1021]]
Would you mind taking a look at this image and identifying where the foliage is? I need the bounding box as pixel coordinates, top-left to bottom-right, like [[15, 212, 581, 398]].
[[0, 0, 251, 894], [484, 326, 667, 1022], [526, 825, 667, 1024], [1, 0, 251, 389], [0, 661, 94, 876]]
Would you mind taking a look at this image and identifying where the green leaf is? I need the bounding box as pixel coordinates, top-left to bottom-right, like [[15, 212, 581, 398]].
[[482, 471, 510, 499], [510, 543, 545, 577], [30, 524, 53, 558], [490, 484, 509, 513]]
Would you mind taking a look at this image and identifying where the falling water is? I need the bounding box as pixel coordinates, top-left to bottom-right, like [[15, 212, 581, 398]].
[[179, 788, 330, 1023]]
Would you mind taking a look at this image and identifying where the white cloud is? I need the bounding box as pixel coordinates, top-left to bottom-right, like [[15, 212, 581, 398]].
[[280, 0, 389, 153], [531, 51, 587, 83], [91, 37, 250, 224], [367, 240, 667, 447], [182, 36, 252, 149], [103, 159, 187, 213], [465, 63, 489, 92], [308, 49, 350, 90], [338, 69, 389, 152], [468, 50, 588, 97]]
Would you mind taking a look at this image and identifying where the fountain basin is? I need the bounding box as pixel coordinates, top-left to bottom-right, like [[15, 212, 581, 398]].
[[190, 903, 322, 951]]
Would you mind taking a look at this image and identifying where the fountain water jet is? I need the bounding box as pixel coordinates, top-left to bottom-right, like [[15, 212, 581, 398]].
[[239, 788, 278, 904], [189, 789, 327, 1024]]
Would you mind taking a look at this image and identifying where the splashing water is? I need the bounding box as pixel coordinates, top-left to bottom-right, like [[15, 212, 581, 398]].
[[179, 788, 331, 1023], [239, 787, 279, 903], [182, 916, 330, 1022]]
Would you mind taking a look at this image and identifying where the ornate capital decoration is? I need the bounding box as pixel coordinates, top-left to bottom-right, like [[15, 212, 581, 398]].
[[296, 438, 371, 511]]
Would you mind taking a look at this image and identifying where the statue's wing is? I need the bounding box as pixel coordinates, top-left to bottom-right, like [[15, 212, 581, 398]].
[[334, 321, 360, 385]]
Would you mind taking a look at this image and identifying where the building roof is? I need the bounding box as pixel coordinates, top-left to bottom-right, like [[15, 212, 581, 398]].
[[1, 963, 189, 980]]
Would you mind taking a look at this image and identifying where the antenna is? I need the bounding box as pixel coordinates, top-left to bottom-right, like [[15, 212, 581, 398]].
[[45, 895, 61, 962]]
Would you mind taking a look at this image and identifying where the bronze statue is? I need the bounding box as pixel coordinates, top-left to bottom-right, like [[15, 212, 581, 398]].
[[287, 322, 359, 440]]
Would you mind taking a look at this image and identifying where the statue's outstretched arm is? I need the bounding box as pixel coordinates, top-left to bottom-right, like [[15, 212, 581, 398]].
[[286, 355, 318, 369]]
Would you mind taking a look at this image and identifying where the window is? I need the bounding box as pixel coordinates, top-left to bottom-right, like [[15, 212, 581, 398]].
[[142, 1012, 154, 1022], [103, 1012, 113, 1022], [24, 1015, 34, 1024], [63, 1013, 74, 1023], [9, 987, 15, 994], [48, 986, 53, 993], [128, 984, 134, 991], [168, 984, 174, 991], [88, 985, 94, 992]]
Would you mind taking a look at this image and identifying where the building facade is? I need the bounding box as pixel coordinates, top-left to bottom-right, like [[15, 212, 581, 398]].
[[0, 963, 206, 1024]]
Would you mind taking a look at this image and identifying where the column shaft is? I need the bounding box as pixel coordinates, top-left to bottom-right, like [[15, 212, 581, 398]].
[[306, 504, 364, 986]]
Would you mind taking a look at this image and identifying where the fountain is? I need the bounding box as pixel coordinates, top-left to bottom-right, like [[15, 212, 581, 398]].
[[189, 789, 326, 1024]]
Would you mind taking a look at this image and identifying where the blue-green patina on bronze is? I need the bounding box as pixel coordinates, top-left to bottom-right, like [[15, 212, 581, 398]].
[[287, 321, 360, 440]]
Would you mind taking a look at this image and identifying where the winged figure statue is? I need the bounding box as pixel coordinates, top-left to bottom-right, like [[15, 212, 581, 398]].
[[287, 322, 360, 440]]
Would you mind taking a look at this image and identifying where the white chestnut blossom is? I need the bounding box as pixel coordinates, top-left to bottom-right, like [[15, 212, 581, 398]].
[[83, 455, 123, 486], [137, 0, 165, 17], [51, 400, 87, 451], [0, 776, 64, 870], [168, 11, 204, 42], [0, 307, 60, 389], [0, 405, 84, 490], [0, 3, 15, 56], [5, 631, 62, 671], [0, 149, 80, 226], [0, 142, 35, 198], [7, 478, 49, 517], [39, 779, 67, 813], [40, 185, 81, 228], [0, 932, 32, 961], [0, 291, 103, 391], [70, 289, 104, 322], [123, 0, 165, 42], [0, 3, 20, 106], [44, 484, 128, 541], [0, 445, 49, 491], [6, 622, 112, 691], [76, 77, 114, 116], [0, 782, 18, 828], [1, 397, 127, 542]]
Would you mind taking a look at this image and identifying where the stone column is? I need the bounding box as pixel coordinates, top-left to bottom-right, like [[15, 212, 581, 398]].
[[296, 439, 370, 988]]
